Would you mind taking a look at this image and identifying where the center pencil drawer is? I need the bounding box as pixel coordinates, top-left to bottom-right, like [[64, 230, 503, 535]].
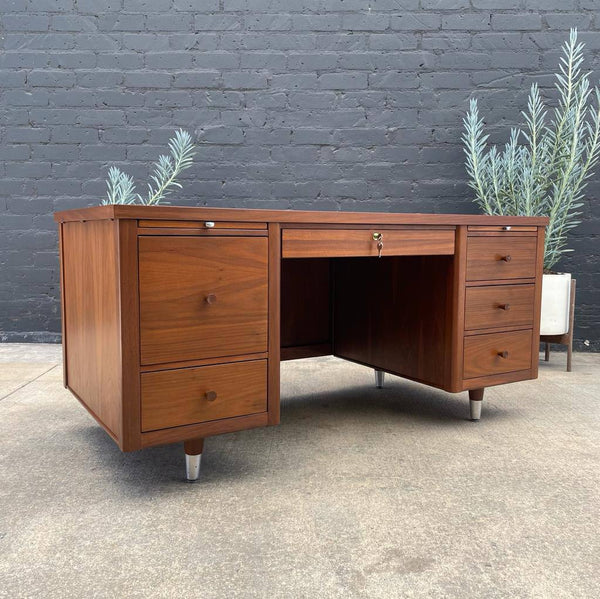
[[139, 236, 268, 365], [141, 360, 267, 432], [282, 228, 455, 258], [467, 236, 537, 281]]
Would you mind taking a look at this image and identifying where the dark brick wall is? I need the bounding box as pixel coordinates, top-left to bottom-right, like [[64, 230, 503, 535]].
[[1, 1, 598, 348]]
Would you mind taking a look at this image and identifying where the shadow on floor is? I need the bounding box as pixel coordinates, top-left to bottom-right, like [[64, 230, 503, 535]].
[[68, 375, 511, 494]]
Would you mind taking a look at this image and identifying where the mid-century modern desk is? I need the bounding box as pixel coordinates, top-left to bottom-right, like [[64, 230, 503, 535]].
[[54, 206, 547, 481]]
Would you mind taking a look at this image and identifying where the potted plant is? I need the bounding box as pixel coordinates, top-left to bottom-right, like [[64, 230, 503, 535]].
[[103, 129, 195, 206], [462, 29, 600, 336]]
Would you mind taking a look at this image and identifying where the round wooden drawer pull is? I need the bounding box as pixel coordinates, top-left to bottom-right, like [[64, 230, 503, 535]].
[[500, 255, 512, 262], [205, 293, 217, 304], [498, 303, 511, 311], [497, 351, 509, 359], [205, 390, 218, 402]]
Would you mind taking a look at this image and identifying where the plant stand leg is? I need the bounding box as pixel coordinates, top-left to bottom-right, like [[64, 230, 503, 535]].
[[184, 438, 204, 482], [545, 342, 550, 362], [469, 388, 484, 421], [374, 369, 385, 389], [567, 279, 576, 372]]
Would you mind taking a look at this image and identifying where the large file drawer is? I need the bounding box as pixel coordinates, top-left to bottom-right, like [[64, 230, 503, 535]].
[[139, 236, 268, 365]]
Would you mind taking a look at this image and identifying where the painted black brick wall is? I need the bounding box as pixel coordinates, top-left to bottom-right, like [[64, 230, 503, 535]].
[[1, 1, 598, 348]]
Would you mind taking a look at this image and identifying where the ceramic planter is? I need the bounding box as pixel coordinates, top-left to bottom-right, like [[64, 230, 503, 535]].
[[540, 273, 572, 335]]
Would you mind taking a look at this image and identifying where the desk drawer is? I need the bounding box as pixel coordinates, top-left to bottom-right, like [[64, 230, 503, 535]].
[[141, 360, 267, 432], [466, 236, 537, 281], [465, 284, 535, 330], [139, 236, 268, 365], [464, 330, 532, 379], [282, 228, 455, 258]]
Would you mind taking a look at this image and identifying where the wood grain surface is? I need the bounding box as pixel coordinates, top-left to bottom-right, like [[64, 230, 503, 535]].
[[463, 329, 533, 379], [62, 220, 122, 440], [466, 235, 538, 281], [281, 258, 331, 348], [465, 284, 535, 331], [139, 236, 268, 365], [54, 205, 549, 227], [334, 255, 453, 389], [282, 228, 455, 258], [141, 359, 267, 432]]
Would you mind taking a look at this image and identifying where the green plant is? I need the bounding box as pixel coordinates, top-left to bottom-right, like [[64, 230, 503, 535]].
[[103, 129, 195, 206], [463, 28, 600, 270]]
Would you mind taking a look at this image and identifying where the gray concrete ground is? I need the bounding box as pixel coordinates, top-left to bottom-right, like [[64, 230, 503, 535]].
[[0, 344, 598, 599]]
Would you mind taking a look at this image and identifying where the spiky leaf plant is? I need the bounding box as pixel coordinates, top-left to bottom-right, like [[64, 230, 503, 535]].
[[102, 129, 195, 207], [463, 29, 600, 270], [105, 166, 136, 205]]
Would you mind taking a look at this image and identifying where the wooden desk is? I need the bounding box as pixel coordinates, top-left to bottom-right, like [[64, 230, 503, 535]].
[[54, 206, 547, 481]]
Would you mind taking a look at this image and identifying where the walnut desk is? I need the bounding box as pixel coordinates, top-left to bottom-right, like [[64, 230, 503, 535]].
[[55, 206, 548, 481]]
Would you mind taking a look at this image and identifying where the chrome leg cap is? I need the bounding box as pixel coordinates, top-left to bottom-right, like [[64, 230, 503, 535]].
[[470, 400, 482, 421], [185, 453, 202, 482], [374, 369, 385, 389]]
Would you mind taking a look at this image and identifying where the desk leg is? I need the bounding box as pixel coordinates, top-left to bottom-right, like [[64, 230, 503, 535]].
[[374, 369, 385, 389], [184, 438, 204, 482], [469, 388, 484, 421]]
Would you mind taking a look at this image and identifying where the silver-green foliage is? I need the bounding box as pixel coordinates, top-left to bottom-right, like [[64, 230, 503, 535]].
[[103, 129, 195, 206], [463, 29, 600, 270]]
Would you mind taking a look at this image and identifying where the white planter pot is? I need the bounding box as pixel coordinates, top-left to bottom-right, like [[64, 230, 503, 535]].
[[540, 273, 571, 335]]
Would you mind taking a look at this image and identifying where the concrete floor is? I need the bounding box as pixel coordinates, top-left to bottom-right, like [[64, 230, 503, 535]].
[[0, 344, 598, 599]]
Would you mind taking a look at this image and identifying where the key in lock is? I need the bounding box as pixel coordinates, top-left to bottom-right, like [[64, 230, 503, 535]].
[[372, 232, 383, 258]]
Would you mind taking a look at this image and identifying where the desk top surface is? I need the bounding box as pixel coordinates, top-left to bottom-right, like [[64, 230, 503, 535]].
[[55, 205, 548, 226]]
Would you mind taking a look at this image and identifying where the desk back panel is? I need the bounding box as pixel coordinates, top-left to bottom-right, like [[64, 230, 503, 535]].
[[333, 255, 454, 390]]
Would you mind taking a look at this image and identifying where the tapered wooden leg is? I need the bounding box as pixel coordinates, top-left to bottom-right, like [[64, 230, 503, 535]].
[[469, 388, 484, 421], [184, 438, 204, 482], [567, 336, 573, 372], [545, 342, 550, 362]]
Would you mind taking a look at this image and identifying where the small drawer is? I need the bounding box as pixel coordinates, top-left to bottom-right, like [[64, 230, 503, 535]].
[[464, 330, 532, 379], [282, 228, 455, 258], [465, 284, 535, 330], [141, 360, 267, 432], [466, 236, 537, 281]]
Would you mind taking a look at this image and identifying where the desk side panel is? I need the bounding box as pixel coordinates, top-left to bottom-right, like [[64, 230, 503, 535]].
[[62, 220, 123, 444]]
